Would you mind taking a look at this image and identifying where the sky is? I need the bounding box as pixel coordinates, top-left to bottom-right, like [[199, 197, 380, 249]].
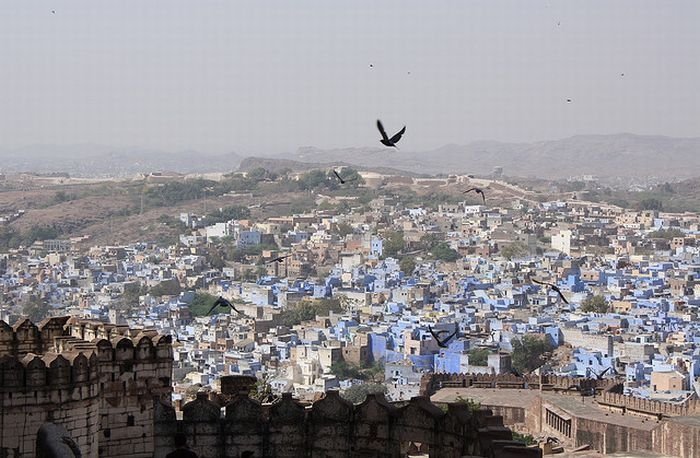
[[1, 0, 699, 155]]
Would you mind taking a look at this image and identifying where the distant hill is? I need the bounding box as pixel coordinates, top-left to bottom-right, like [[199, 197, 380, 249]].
[[284, 134, 700, 179], [0, 144, 242, 177], [3, 133, 700, 179]]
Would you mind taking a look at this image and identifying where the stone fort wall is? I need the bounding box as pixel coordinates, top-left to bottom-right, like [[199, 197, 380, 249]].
[[154, 390, 542, 458], [0, 317, 173, 458], [420, 372, 617, 396]]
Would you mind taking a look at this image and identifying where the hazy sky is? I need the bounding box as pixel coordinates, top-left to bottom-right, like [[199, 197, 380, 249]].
[[1, 0, 699, 154]]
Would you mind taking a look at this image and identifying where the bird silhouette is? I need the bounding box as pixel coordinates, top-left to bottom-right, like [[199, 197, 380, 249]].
[[332, 169, 356, 184], [267, 255, 291, 264], [207, 296, 243, 315], [428, 323, 459, 348], [589, 367, 611, 380], [369, 64, 373, 68], [51, 10, 56, 14], [566, 98, 572, 103], [333, 170, 346, 184], [532, 279, 569, 304], [376, 119, 406, 148], [463, 187, 486, 204]]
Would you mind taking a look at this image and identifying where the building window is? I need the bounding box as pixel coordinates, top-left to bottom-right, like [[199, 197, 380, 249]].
[[127, 415, 135, 426]]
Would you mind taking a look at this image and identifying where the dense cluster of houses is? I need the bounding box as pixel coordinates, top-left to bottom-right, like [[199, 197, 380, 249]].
[[3, 181, 700, 407]]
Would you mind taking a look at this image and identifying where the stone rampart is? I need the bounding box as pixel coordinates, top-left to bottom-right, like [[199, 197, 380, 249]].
[[420, 372, 617, 397], [598, 390, 700, 418], [0, 317, 173, 458], [153, 391, 542, 458]]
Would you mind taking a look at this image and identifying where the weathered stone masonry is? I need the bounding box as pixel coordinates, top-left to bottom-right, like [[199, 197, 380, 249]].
[[154, 389, 542, 458], [0, 317, 173, 458]]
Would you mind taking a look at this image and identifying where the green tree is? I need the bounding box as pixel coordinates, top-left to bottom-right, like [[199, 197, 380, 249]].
[[341, 383, 387, 404], [23, 295, 50, 322], [511, 335, 552, 374], [512, 432, 537, 446], [249, 373, 277, 403], [468, 348, 490, 366], [148, 279, 182, 297], [501, 241, 528, 260], [399, 257, 416, 275], [188, 292, 221, 317], [277, 298, 344, 327], [639, 198, 663, 211], [431, 242, 460, 262], [336, 223, 354, 238], [580, 295, 609, 313], [330, 361, 363, 380], [382, 231, 405, 257], [649, 228, 684, 239]]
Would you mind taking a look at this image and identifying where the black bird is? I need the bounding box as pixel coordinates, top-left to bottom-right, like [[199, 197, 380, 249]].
[[369, 64, 373, 68], [532, 279, 569, 304], [207, 296, 243, 315], [428, 323, 459, 348], [463, 187, 486, 204], [267, 255, 291, 264], [51, 10, 56, 14], [333, 170, 346, 184], [566, 98, 572, 103], [376, 119, 406, 148], [589, 367, 611, 380], [332, 169, 356, 184]]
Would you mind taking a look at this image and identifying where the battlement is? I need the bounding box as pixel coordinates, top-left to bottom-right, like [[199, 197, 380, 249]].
[[0, 317, 174, 458], [420, 372, 618, 396], [598, 386, 700, 418], [153, 391, 542, 458]]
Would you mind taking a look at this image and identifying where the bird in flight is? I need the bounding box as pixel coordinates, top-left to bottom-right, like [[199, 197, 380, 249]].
[[428, 323, 459, 348], [208, 296, 243, 315], [463, 187, 486, 204], [588, 367, 611, 380], [566, 98, 572, 103], [532, 279, 569, 304], [376, 119, 406, 148], [332, 169, 356, 184], [267, 255, 291, 264]]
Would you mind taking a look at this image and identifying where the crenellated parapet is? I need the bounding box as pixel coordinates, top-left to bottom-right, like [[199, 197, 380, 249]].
[[153, 390, 542, 458], [420, 372, 619, 396], [1, 318, 172, 394], [1, 317, 174, 458]]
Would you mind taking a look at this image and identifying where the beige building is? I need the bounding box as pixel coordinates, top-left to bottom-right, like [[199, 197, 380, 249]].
[[651, 370, 686, 392]]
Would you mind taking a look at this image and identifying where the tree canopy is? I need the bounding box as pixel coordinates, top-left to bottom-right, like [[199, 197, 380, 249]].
[[580, 295, 609, 314], [341, 383, 387, 404], [511, 335, 552, 373]]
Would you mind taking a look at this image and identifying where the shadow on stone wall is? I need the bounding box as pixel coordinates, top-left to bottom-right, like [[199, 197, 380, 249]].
[[154, 390, 543, 458]]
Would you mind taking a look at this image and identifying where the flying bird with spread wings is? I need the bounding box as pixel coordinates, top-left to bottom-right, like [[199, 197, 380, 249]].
[[463, 187, 486, 204], [588, 367, 611, 380], [207, 296, 243, 315], [532, 279, 569, 304], [267, 255, 291, 264], [376, 119, 406, 148], [428, 323, 459, 348]]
